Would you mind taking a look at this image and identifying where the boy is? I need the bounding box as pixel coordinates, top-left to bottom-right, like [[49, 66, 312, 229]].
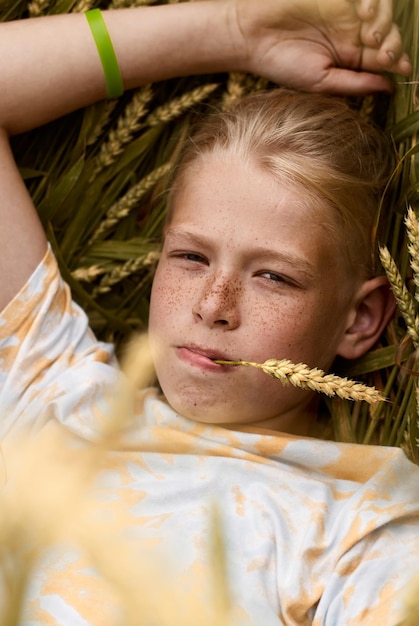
[[0, 1, 417, 624]]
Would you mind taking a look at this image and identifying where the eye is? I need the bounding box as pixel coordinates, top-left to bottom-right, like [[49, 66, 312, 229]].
[[170, 251, 209, 265], [182, 252, 207, 263], [257, 271, 299, 288], [261, 271, 286, 283]]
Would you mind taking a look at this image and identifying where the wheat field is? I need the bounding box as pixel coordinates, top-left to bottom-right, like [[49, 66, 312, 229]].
[[0, 1, 418, 623]]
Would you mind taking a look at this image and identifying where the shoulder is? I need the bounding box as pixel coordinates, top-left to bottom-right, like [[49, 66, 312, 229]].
[[0, 244, 58, 333], [0, 246, 118, 441]]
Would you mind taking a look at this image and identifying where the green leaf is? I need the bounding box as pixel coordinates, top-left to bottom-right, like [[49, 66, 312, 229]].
[[37, 156, 85, 223]]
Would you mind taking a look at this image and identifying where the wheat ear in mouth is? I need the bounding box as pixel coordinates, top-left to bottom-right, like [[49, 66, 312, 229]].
[[213, 359, 385, 404]]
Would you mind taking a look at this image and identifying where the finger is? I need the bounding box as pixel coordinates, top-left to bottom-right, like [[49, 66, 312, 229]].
[[395, 52, 413, 76], [355, 0, 380, 21], [360, 26, 402, 66], [375, 50, 412, 76], [376, 23, 410, 71], [315, 67, 394, 96], [361, 31, 412, 75], [356, 0, 393, 46]]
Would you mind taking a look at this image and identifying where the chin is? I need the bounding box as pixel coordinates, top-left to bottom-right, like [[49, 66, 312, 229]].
[[165, 388, 240, 425], [174, 401, 232, 425]]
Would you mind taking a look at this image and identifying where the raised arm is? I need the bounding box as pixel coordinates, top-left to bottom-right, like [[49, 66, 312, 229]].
[[0, 0, 411, 311], [0, 0, 411, 134]]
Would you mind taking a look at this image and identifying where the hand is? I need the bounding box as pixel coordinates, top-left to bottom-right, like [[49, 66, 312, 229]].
[[230, 0, 411, 95]]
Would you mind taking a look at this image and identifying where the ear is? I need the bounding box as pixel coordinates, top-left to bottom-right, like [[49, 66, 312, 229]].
[[336, 276, 396, 361]]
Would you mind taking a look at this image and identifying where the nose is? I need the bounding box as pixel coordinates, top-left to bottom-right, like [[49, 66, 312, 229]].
[[193, 272, 241, 329]]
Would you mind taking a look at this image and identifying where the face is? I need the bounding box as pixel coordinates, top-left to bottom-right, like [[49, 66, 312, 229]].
[[148, 155, 361, 434]]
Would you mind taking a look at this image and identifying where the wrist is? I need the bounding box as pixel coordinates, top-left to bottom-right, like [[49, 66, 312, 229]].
[[223, 0, 290, 77], [107, 2, 247, 87], [222, 0, 252, 73]]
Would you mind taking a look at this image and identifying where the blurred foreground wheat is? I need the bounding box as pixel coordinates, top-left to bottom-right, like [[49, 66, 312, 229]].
[[0, 332, 417, 625], [0, 335, 234, 626]]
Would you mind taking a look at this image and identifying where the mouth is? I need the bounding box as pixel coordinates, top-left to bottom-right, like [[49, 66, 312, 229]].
[[176, 345, 237, 371]]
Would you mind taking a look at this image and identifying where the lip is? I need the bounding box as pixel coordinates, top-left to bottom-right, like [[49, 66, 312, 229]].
[[176, 345, 235, 372]]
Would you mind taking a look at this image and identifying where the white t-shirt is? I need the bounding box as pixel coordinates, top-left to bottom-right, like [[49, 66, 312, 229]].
[[1, 247, 418, 625]]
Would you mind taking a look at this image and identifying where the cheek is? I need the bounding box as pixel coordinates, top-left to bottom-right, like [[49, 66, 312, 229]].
[[149, 268, 172, 327], [246, 294, 335, 365], [149, 264, 192, 331], [244, 297, 306, 355]]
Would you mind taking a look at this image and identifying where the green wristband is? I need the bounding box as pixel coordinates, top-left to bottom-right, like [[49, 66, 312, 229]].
[[85, 8, 124, 99]]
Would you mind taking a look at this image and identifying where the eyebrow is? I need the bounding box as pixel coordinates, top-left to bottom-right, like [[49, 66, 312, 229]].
[[246, 247, 318, 279], [165, 227, 318, 280]]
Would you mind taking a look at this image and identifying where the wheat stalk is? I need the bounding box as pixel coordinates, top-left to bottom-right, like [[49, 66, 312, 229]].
[[92, 250, 159, 296], [209, 504, 231, 626], [405, 207, 419, 303], [89, 162, 171, 245], [145, 84, 219, 127], [86, 100, 119, 147], [214, 359, 385, 403], [379, 245, 419, 348], [415, 386, 419, 450], [90, 85, 154, 178], [401, 573, 419, 626]]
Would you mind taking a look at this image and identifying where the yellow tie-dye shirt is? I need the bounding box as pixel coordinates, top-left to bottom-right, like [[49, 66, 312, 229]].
[[1, 247, 418, 626]]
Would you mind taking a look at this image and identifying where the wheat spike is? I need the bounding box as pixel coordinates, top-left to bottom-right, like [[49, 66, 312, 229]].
[[71, 264, 107, 283], [86, 100, 119, 147], [92, 251, 160, 296], [110, 0, 156, 6], [89, 162, 171, 245], [145, 84, 219, 127], [405, 207, 419, 303], [90, 85, 153, 178], [72, 0, 94, 12], [415, 386, 419, 450], [244, 76, 269, 92], [214, 359, 385, 404], [27, 0, 50, 17], [222, 73, 247, 109], [379, 245, 419, 348]]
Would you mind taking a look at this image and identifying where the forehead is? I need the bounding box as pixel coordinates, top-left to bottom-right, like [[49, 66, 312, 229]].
[[168, 155, 350, 278], [172, 150, 337, 221], [164, 156, 363, 316]]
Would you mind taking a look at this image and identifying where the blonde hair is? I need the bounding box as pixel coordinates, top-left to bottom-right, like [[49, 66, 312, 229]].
[[167, 89, 394, 278]]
